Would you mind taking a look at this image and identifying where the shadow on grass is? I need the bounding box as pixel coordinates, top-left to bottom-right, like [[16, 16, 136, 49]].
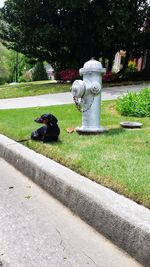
[[73, 127, 125, 136], [16, 137, 62, 145], [105, 127, 125, 136]]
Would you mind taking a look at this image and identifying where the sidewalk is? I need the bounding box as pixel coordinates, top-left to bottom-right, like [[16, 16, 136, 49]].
[[0, 134, 150, 267], [0, 158, 142, 267], [0, 83, 148, 109]]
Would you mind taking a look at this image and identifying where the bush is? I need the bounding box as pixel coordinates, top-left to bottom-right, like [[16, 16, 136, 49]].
[[127, 60, 137, 72], [102, 72, 117, 83], [18, 73, 32, 83], [0, 77, 8, 85], [119, 70, 150, 82], [58, 69, 79, 82], [32, 61, 48, 81], [116, 87, 150, 117]]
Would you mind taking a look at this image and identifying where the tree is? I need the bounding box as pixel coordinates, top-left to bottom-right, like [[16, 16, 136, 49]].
[[0, 42, 10, 83], [101, 0, 149, 72], [0, 42, 34, 84], [0, 0, 149, 72], [0, 0, 108, 69], [137, 5, 150, 71]]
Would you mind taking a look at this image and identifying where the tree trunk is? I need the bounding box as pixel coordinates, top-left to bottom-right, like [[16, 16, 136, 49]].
[[107, 55, 114, 72], [102, 56, 106, 68]]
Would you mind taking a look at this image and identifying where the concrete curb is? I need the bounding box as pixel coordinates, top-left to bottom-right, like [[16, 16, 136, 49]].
[[0, 134, 150, 266]]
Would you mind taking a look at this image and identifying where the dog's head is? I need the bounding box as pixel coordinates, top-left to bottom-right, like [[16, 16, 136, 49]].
[[34, 113, 58, 125]]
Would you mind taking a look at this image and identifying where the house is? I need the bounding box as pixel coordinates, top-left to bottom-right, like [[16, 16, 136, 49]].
[[112, 49, 150, 73], [25, 63, 55, 81], [45, 64, 55, 80]]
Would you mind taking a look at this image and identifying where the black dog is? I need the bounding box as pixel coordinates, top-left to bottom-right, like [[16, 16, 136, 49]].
[[31, 113, 60, 143]]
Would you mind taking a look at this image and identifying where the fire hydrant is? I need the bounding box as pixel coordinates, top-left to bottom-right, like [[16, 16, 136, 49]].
[[72, 58, 107, 134]]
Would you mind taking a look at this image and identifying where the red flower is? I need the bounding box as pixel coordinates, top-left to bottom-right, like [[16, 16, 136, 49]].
[[59, 69, 79, 82], [103, 72, 116, 82]]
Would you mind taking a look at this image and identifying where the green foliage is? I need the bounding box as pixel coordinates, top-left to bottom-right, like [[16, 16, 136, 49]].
[[0, 43, 10, 84], [0, 42, 34, 84], [117, 88, 150, 117], [127, 61, 137, 72], [32, 62, 48, 81], [138, 6, 150, 52], [0, 0, 149, 70]]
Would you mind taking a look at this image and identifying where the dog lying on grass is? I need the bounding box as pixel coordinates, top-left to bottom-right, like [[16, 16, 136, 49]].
[[31, 113, 60, 143]]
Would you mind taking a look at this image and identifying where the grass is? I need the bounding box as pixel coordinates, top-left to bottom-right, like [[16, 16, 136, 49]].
[[1, 80, 150, 99], [0, 80, 70, 99], [0, 101, 150, 208]]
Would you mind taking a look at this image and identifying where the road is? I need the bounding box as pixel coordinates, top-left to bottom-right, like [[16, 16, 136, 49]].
[[0, 158, 142, 267]]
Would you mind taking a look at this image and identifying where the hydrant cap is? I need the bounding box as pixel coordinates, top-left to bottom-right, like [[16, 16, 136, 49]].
[[80, 59, 105, 75]]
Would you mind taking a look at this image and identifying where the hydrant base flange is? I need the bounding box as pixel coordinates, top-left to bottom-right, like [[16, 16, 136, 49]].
[[76, 126, 108, 135]]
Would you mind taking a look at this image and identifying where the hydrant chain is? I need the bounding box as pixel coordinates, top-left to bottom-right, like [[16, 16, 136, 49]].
[[73, 95, 94, 113]]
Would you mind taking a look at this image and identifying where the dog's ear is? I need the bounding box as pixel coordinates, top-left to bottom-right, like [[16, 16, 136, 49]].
[[47, 114, 58, 124]]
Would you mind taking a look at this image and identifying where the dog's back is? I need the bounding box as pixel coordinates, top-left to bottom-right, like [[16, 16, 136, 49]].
[[43, 122, 60, 142]]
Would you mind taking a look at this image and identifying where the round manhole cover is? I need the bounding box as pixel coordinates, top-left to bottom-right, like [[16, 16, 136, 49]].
[[120, 121, 143, 128]]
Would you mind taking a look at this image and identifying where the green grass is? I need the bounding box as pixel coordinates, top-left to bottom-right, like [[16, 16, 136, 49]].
[[0, 81, 70, 99], [0, 101, 150, 208], [1, 80, 150, 99]]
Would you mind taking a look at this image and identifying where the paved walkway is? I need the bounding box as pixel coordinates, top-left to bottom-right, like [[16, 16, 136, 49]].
[[1, 134, 150, 266], [0, 83, 148, 109], [0, 158, 141, 267]]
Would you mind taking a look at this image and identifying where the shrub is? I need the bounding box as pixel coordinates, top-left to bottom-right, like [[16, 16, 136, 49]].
[[116, 88, 150, 117], [127, 60, 137, 72], [19, 73, 32, 82], [32, 61, 48, 81], [102, 72, 116, 83], [0, 77, 8, 85], [58, 69, 79, 82], [119, 70, 150, 82]]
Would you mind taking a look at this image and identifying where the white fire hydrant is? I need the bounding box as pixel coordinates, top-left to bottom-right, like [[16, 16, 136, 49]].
[[72, 58, 107, 134]]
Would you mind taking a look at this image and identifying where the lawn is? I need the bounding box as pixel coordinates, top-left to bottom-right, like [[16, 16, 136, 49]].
[[0, 81, 70, 98], [0, 80, 149, 99], [0, 101, 150, 208]]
